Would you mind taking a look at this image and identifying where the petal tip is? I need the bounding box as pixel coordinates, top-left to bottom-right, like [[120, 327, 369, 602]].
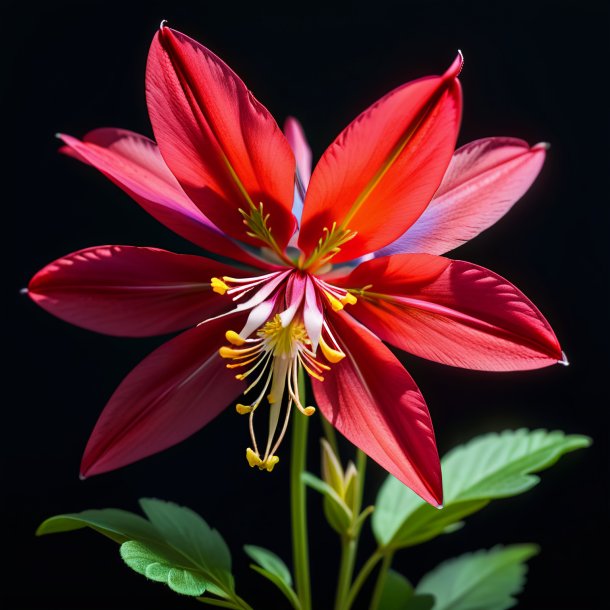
[[20, 287, 28, 295], [445, 50, 464, 80], [558, 351, 569, 366], [78, 472, 87, 481], [533, 141, 551, 151], [159, 18, 168, 30]]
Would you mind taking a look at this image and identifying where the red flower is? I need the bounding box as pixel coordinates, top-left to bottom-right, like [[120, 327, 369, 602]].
[[28, 26, 564, 506]]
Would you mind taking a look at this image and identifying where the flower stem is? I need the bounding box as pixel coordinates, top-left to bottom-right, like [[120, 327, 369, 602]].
[[354, 449, 367, 514], [368, 551, 394, 610], [334, 535, 357, 610], [320, 412, 340, 457], [343, 550, 384, 610], [291, 368, 311, 610]]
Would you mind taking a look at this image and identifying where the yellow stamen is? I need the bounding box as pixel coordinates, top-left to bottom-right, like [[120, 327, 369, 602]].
[[211, 277, 230, 295], [319, 334, 346, 363], [262, 455, 279, 472], [236, 404, 253, 415], [225, 330, 245, 345], [246, 447, 263, 467], [324, 291, 345, 312], [341, 292, 358, 306], [219, 345, 258, 359], [303, 406, 316, 416]]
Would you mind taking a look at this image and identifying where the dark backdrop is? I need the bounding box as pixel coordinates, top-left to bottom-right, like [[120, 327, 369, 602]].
[[5, 1, 608, 608]]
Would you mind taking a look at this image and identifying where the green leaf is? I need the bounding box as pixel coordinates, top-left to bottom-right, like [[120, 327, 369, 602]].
[[378, 571, 435, 610], [244, 545, 292, 586], [416, 544, 539, 610], [36, 508, 159, 544], [373, 429, 590, 549], [120, 540, 209, 596], [37, 498, 236, 601], [250, 565, 301, 610], [378, 570, 414, 610], [302, 472, 352, 534]]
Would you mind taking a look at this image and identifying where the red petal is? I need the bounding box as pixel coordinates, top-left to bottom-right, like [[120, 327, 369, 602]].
[[340, 254, 563, 371], [312, 312, 442, 506], [59, 129, 269, 269], [81, 315, 244, 476], [378, 138, 548, 256], [28, 246, 243, 337], [284, 117, 312, 189], [146, 27, 296, 249], [298, 54, 462, 263]]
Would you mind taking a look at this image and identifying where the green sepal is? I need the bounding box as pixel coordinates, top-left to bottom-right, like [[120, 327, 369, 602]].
[[373, 429, 590, 549], [416, 544, 539, 610], [302, 471, 352, 534]]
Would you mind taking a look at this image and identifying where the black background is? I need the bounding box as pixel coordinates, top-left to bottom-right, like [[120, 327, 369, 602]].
[[5, 1, 608, 608]]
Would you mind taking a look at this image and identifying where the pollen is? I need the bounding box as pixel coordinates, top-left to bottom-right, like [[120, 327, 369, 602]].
[[211, 277, 230, 295]]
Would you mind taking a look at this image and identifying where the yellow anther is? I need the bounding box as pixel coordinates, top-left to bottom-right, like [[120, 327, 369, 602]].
[[246, 448, 263, 468], [236, 404, 253, 415], [225, 330, 246, 345], [319, 335, 346, 364], [211, 277, 230, 295], [219, 346, 256, 359], [303, 406, 316, 416], [324, 291, 345, 312], [267, 393, 276, 404], [262, 455, 279, 472], [341, 292, 358, 306]]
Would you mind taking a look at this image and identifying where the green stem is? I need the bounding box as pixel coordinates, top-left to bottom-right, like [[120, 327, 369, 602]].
[[354, 449, 367, 515], [291, 369, 311, 610], [334, 535, 358, 610], [196, 596, 252, 610], [320, 412, 340, 457], [369, 551, 394, 610], [343, 550, 384, 610]]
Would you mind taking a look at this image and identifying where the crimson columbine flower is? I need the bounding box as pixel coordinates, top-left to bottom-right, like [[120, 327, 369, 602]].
[[28, 25, 564, 506]]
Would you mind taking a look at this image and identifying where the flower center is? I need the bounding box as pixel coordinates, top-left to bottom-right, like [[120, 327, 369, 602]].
[[219, 313, 345, 471]]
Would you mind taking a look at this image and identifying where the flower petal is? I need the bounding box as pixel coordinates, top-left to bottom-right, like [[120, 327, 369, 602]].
[[340, 254, 563, 371], [28, 245, 243, 337], [58, 129, 269, 268], [298, 54, 463, 263], [312, 312, 442, 506], [81, 315, 245, 476], [284, 117, 312, 224], [146, 26, 296, 249], [377, 138, 548, 256]]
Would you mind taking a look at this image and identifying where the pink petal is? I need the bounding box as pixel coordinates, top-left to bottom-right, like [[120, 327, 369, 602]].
[[377, 138, 548, 256], [312, 312, 442, 506], [340, 254, 563, 371], [284, 117, 312, 190], [298, 54, 462, 263], [81, 315, 245, 476], [146, 26, 296, 250], [59, 129, 269, 269], [28, 246, 243, 337]]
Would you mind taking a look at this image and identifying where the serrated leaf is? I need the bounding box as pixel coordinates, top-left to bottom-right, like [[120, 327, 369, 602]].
[[37, 498, 236, 601], [373, 429, 590, 548], [121, 540, 210, 596], [417, 544, 538, 610], [244, 545, 292, 586], [139, 499, 232, 576]]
